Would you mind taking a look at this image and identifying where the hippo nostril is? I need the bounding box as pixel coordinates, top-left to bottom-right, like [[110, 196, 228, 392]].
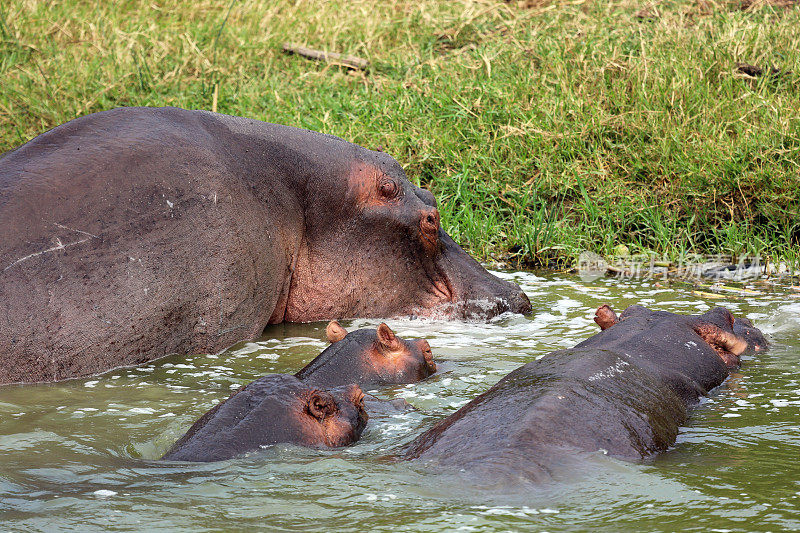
[[421, 210, 439, 231], [419, 209, 440, 253]]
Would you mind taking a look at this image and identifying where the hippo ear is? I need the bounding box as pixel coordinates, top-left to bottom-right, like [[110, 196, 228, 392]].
[[594, 304, 619, 330], [376, 323, 401, 352], [326, 321, 347, 343], [307, 390, 337, 421]]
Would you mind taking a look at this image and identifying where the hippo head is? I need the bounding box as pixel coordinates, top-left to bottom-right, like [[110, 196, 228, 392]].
[[297, 383, 368, 448], [295, 320, 436, 389], [689, 307, 751, 368], [733, 316, 769, 353], [594, 304, 755, 369], [284, 150, 532, 322], [161, 374, 368, 462]]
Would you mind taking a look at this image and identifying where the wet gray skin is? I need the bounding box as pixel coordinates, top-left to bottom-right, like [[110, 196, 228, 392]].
[[402, 305, 759, 481], [161, 374, 367, 462], [0, 107, 530, 384], [1, 272, 797, 532]]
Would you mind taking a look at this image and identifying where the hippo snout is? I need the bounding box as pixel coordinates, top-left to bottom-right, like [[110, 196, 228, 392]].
[[416, 339, 437, 373], [470, 276, 532, 317], [437, 233, 532, 319], [507, 288, 532, 315]]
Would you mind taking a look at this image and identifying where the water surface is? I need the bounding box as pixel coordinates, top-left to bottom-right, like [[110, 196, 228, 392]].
[[1, 272, 799, 531]]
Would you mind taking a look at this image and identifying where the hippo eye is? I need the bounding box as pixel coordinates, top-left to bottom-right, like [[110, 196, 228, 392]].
[[378, 179, 399, 199]]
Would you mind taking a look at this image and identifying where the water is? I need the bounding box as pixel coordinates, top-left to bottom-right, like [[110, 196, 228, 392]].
[[1, 272, 799, 532]]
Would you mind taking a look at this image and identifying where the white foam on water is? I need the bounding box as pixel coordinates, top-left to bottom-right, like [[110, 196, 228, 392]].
[[128, 407, 156, 415]]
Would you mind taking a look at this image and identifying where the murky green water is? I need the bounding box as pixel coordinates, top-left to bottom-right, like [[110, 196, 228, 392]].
[[1, 272, 799, 532]]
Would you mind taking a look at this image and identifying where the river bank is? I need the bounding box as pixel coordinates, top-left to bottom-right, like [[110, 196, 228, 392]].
[[2, 0, 798, 266]]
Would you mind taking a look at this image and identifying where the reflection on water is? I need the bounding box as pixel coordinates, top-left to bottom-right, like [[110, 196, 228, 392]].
[[1, 273, 799, 531]]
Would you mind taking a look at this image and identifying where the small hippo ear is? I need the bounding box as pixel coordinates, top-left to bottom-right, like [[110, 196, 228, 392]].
[[307, 390, 337, 421], [377, 323, 401, 351], [594, 304, 619, 330], [326, 321, 347, 343]]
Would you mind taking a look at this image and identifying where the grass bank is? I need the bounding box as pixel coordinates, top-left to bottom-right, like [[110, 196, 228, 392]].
[[1, 0, 798, 268]]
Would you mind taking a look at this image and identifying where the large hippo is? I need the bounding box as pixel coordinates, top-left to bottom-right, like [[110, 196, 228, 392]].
[[401, 305, 761, 481], [161, 375, 367, 462], [0, 107, 530, 384]]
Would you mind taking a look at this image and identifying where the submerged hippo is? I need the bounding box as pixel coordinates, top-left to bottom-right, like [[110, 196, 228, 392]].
[[595, 304, 768, 354], [164, 322, 432, 462], [0, 107, 530, 385], [402, 305, 761, 481], [161, 375, 367, 462], [295, 321, 436, 388]]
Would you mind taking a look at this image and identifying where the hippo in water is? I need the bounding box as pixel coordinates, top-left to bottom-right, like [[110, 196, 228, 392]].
[[295, 321, 436, 389], [401, 305, 761, 481], [161, 375, 367, 462], [296, 320, 436, 416], [0, 107, 530, 384], [595, 304, 768, 354], [163, 322, 432, 462]]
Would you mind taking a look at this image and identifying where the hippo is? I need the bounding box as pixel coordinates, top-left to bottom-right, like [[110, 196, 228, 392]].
[[163, 321, 432, 462], [0, 107, 530, 385], [595, 304, 768, 354], [295, 321, 436, 388], [401, 305, 760, 481], [161, 374, 367, 462]]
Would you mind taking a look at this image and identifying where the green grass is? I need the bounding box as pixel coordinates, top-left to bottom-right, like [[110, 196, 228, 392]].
[[1, 0, 799, 269]]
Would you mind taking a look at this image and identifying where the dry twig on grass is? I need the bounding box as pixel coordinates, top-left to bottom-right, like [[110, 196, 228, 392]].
[[282, 43, 369, 70]]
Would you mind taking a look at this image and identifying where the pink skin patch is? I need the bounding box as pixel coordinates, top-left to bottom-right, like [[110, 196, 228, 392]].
[[693, 324, 748, 369], [594, 304, 619, 330]]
